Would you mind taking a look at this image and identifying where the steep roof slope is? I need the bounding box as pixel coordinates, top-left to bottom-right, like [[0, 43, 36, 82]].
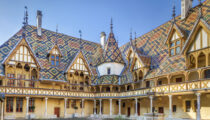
[[120, 0, 209, 83]]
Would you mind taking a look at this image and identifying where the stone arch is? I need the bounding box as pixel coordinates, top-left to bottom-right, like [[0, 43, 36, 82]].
[[188, 71, 199, 81], [198, 52, 206, 68]]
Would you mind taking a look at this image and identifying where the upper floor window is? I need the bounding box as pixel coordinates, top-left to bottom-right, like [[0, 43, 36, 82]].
[[6, 97, 13, 112], [169, 32, 181, 56], [107, 68, 111, 75], [49, 47, 61, 66]]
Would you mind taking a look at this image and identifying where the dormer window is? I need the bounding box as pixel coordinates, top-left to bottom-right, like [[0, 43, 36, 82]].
[[169, 32, 182, 56], [107, 68, 111, 75], [49, 46, 61, 66]]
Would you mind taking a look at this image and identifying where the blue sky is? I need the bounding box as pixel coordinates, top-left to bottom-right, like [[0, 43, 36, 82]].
[[0, 0, 200, 46]]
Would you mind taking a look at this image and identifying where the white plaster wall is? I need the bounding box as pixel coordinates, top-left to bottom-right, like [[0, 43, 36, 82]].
[[98, 62, 124, 76]]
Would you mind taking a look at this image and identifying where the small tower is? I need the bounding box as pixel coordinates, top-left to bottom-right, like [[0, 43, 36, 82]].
[[97, 19, 125, 76]]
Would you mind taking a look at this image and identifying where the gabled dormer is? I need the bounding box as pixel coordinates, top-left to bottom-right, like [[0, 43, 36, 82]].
[[49, 45, 62, 66], [165, 23, 186, 56], [3, 36, 40, 69], [2, 32, 41, 82], [181, 18, 210, 69], [182, 19, 210, 55], [65, 51, 92, 85]]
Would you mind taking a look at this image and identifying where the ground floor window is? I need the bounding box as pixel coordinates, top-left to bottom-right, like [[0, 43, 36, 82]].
[[158, 107, 164, 113], [16, 98, 23, 112], [29, 98, 35, 112], [6, 97, 13, 112], [173, 105, 176, 112], [185, 100, 191, 112], [67, 99, 70, 108]]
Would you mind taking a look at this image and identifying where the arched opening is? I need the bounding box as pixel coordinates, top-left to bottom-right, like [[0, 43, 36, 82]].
[[203, 69, 210, 79], [188, 71, 199, 81], [138, 70, 143, 80], [16, 63, 22, 68], [188, 54, 195, 69], [85, 76, 89, 85], [74, 71, 79, 76], [80, 72, 84, 77], [106, 87, 110, 92], [127, 85, 131, 91], [208, 53, 210, 66], [198, 52, 206, 68], [134, 72, 137, 82], [24, 64, 30, 72], [31, 69, 37, 80]]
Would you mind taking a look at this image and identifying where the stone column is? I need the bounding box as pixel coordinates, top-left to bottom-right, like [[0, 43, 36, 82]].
[[94, 99, 96, 115], [26, 97, 30, 118], [99, 99, 102, 116], [110, 99, 112, 116], [196, 93, 201, 120], [82, 99, 84, 117], [149, 96, 153, 113], [118, 99, 121, 115], [135, 98, 138, 116], [1, 101, 4, 120], [64, 98, 67, 118], [168, 95, 172, 118], [45, 97, 48, 117]]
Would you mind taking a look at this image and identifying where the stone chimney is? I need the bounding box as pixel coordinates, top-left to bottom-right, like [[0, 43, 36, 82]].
[[100, 32, 106, 49], [36, 10, 42, 36], [181, 0, 193, 20]]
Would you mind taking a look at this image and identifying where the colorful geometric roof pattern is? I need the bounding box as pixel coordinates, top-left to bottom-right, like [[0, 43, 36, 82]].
[[120, 0, 209, 83], [98, 32, 125, 65], [0, 0, 209, 86]]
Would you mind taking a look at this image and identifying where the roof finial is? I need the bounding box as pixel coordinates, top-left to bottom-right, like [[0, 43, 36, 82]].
[[134, 32, 137, 48], [130, 28, 132, 42], [110, 18, 113, 33], [172, 3, 176, 23], [23, 6, 28, 26], [79, 30, 82, 50], [55, 24, 58, 45]]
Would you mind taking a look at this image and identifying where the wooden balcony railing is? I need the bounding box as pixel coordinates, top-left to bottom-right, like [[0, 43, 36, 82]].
[[0, 79, 210, 98]]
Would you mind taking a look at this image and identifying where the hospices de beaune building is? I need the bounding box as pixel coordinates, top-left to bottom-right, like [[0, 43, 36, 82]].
[[0, 0, 209, 119]]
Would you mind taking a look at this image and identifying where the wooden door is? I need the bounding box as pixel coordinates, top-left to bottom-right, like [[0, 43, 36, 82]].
[[54, 107, 60, 118], [127, 107, 130, 117], [138, 103, 140, 115], [158, 107, 164, 113]]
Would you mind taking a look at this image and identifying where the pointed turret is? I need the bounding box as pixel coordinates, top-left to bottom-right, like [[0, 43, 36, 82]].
[[97, 19, 125, 77], [103, 19, 125, 64]]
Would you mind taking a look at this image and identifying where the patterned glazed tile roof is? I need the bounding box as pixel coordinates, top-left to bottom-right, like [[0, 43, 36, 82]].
[[0, 0, 209, 86], [97, 75, 119, 85], [0, 25, 101, 84], [120, 0, 209, 82], [98, 32, 125, 65]]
